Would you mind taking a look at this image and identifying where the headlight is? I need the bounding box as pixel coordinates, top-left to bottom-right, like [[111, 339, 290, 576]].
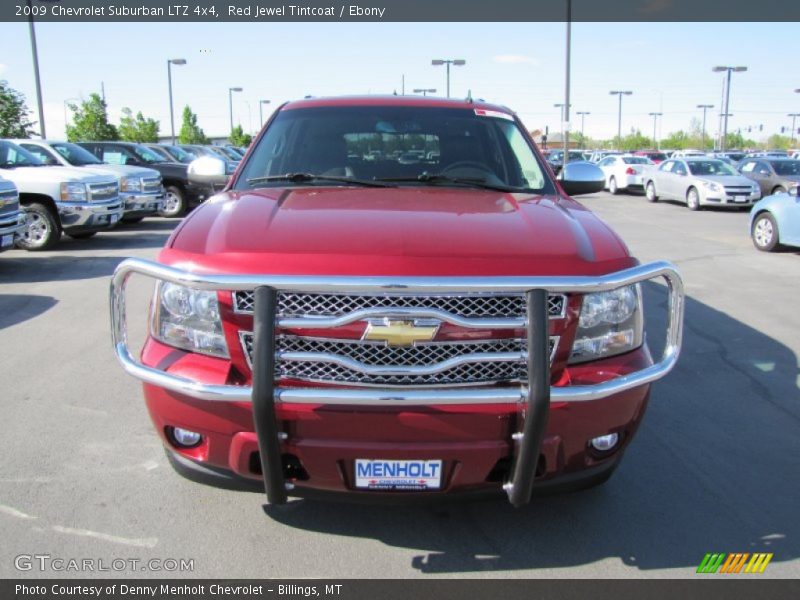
[[120, 176, 142, 192], [700, 181, 721, 193], [570, 285, 643, 363], [60, 182, 88, 201], [151, 282, 228, 358]]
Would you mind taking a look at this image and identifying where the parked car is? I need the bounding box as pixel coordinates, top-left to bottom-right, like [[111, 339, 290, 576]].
[[546, 150, 590, 175], [177, 144, 239, 175], [644, 157, 761, 210], [109, 95, 684, 506], [669, 150, 707, 158], [633, 150, 668, 164], [77, 141, 214, 217], [0, 140, 123, 250], [144, 144, 196, 165], [711, 151, 746, 163], [750, 185, 800, 251], [0, 176, 26, 253], [214, 145, 245, 161], [587, 150, 621, 163], [14, 140, 163, 223], [739, 158, 800, 197], [744, 151, 788, 159], [596, 154, 653, 194]]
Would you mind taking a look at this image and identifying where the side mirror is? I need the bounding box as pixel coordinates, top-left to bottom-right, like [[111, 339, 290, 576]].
[[558, 161, 605, 196], [187, 156, 229, 187]]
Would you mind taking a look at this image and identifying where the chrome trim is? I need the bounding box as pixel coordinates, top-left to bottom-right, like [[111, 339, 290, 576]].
[[0, 210, 26, 236], [110, 259, 684, 404]]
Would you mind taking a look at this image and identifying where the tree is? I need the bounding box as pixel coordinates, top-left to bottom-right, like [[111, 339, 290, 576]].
[[178, 105, 209, 144], [764, 134, 792, 151], [229, 124, 252, 147], [118, 108, 160, 143], [0, 80, 37, 138], [65, 93, 118, 141]]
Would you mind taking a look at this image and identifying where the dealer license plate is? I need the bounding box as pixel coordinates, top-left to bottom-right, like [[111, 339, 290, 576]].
[[355, 459, 442, 490], [733, 196, 748, 203], [110, 214, 119, 224]]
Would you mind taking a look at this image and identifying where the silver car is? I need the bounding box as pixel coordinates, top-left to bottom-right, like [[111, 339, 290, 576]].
[[644, 157, 761, 210]]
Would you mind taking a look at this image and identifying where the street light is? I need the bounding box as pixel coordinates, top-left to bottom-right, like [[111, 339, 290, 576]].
[[789, 113, 800, 144], [648, 112, 663, 149], [431, 59, 465, 98], [228, 87, 243, 132], [259, 100, 271, 128], [697, 104, 714, 150], [26, 0, 46, 138], [609, 91, 633, 149], [413, 88, 436, 97], [166, 58, 186, 145], [576, 111, 590, 150], [712, 66, 747, 151]]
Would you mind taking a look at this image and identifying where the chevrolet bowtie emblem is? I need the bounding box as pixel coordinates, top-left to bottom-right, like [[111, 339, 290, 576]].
[[362, 319, 440, 347]]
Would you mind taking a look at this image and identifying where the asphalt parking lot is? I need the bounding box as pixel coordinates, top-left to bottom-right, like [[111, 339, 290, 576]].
[[1, 192, 798, 579]]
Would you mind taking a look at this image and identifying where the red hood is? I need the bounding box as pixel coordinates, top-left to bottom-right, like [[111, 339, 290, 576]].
[[162, 187, 634, 276]]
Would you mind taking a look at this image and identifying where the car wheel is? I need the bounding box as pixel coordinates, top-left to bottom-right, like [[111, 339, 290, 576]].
[[67, 232, 98, 240], [686, 187, 701, 211], [608, 176, 618, 195], [752, 212, 779, 252], [159, 186, 186, 218], [645, 181, 658, 202], [771, 186, 787, 195], [16, 202, 60, 251]]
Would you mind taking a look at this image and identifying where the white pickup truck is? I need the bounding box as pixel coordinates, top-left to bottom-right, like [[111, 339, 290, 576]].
[[0, 140, 123, 250], [0, 176, 26, 253], [13, 140, 163, 223]]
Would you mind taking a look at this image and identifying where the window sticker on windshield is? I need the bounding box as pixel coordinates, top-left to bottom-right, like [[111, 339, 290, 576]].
[[474, 109, 514, 121]]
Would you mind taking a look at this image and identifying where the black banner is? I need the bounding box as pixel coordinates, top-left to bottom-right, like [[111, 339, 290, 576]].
[[4, 580, 800, 600], [3, 0, 800, 23]]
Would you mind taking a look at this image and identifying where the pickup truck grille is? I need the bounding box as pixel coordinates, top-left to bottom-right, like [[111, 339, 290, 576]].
[[142, 176, 163, 194], [88, 182, 120, 202], [240, 333, 558, 388], [0, 189, 18, 214], [233, 291, 566, 319]]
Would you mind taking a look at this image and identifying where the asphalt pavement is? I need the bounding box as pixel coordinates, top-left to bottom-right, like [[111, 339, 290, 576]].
[[0, 192, 798, 579]]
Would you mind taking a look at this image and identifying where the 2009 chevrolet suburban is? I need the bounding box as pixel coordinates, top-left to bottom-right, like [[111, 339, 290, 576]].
[[110, 96, 684, 506]]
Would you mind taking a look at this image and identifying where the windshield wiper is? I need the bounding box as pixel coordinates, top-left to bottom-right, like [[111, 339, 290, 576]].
[[246, 172, 396, 188], [376, 173, 522, 192]]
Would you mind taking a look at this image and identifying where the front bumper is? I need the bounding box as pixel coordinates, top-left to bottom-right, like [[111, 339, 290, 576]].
[[702, 190, 761, 206], [0, 209, 26, 252], [57, 198, 124, 233], [110, 260, 684, 506], [121, 191, 163, 217]]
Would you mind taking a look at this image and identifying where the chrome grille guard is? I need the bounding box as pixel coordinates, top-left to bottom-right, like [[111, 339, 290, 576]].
[[109, 258, 683, 506]]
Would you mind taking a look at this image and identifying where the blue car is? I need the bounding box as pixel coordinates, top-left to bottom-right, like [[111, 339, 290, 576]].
[[750, 185, 800, 251]]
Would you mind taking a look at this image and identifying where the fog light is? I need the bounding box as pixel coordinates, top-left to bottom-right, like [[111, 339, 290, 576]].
[[170, 427, 202, 448], [590, 433, 619, 452]]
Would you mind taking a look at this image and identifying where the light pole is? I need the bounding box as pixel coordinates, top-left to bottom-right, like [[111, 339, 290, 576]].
[[563, 0, 572, 166], [259, 100, 271, 128], [413, 88, 436, 97], [713, 66, 747, 151], [228, 87, 243, 132], [26, 0, 46, 138], [576, 111, 590, 150], [431, 59, 465, 98], [166, 58, 186, 145], [697, 104, 714, 150], [609, 91, 632, 149], [649, 112, 662, 149]]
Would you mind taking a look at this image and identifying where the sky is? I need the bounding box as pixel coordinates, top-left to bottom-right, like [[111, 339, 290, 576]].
[[0, 21, 798, 143]]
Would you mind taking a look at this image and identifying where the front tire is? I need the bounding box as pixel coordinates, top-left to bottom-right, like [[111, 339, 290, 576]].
[[159, 186, 186, 218], [686, 187, 701, 211], [645, 181, 658, 202], [752, 212, 779, 252], [608, 176, 619, 195], [16, 202, 60, 251]]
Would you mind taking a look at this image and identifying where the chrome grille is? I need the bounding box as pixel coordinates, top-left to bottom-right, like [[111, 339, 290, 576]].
[[0, 189, 18, 214], [233, 291, 566, 319], [88, 181, 119, 202], [724, 186, 752, 193], [142, 177, 162, 193], [239, 334, 558, 387]]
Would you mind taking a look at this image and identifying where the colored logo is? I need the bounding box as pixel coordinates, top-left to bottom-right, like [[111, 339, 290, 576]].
[[362, 318, 440, 347], [697, 552, 773, 574]]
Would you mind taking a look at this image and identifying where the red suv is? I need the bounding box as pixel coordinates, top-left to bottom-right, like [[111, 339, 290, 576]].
[[110, 96, 683, 506]]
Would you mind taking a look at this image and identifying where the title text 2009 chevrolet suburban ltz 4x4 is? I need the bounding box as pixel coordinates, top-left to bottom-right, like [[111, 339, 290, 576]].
[[110, 97, 684, 506]]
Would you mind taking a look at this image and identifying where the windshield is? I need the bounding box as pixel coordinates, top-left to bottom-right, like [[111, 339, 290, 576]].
[[218, 146, 242, 160], [162, 145, 193, 162], [687, 160, 737, 176], [771, 160, 800, 176], [132, 146, 164, 163], [0, 140, 45, 168], [622, 156, 652, 165], [51, 142, 103, 166], [235, 105, 552, 193]]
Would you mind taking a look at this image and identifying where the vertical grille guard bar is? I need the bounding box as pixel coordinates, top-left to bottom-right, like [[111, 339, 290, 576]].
[[109, 258, 684, 405], [251, 287, 287, 505], [505, 290, 551, 507]]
